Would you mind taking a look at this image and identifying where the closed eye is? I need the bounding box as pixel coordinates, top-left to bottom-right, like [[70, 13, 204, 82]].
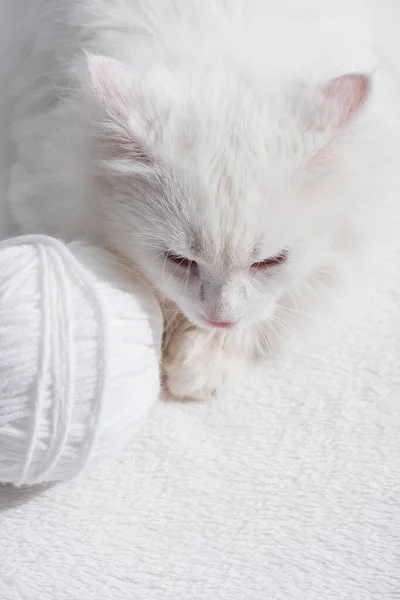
[[166, 252, 198, 271], [251, 251, 288, 270]]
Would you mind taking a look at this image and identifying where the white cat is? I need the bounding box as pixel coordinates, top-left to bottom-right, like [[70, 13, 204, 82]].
[[2, 0, 400, 399]]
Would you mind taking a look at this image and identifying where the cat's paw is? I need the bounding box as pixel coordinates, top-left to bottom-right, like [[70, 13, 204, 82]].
[[163, 328, 246, 401]]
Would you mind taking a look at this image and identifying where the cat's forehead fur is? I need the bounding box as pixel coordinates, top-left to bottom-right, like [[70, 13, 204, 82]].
[[153, 84, 305, 264]]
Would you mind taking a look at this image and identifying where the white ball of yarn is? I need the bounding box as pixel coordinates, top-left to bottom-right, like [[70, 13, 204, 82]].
[[0, 235, 162, 486]]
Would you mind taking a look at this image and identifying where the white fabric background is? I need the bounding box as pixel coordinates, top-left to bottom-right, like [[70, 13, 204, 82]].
[[0, 244, 399, 599]]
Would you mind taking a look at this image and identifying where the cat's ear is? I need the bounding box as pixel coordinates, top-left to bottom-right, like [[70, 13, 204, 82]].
[[304, 73, 371, 134], [85, 54, 173, 143], [86, 54, 138, 122], [85, 54, 161, 164]]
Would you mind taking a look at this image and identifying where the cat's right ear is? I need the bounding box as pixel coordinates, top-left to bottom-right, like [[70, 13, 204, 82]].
[[86, 54, 174, 137], [85, 53, 166, 164], [86, 54, 143, 129]]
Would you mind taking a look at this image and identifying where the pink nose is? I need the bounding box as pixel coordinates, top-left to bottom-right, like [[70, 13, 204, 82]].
[[206, 319, 235, 329]]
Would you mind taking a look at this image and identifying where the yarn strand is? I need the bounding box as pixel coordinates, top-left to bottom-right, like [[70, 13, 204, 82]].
[[17, 244, 51, 486]]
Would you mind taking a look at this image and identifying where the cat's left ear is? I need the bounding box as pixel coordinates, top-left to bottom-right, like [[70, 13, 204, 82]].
[[305, 73, 371, 134]]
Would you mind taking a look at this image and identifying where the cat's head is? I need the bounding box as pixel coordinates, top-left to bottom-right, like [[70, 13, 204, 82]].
[[86, 55, 371, 331]]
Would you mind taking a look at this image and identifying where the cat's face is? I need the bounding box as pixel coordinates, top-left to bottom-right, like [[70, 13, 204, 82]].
[[119, 153, 319, 332], [87, 56, 370, 330]]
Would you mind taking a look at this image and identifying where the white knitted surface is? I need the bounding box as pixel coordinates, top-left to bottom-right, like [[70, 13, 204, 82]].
[[0, 237, 399, 599]]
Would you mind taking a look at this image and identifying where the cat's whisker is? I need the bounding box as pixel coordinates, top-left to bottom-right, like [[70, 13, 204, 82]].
[[278, 305, 332, 325], [161, 252, 169, 282], [255, 323, 276, 358], [178, 265, 191, 293], [291, 280, 324, 304], [270, 314, 297, 340]]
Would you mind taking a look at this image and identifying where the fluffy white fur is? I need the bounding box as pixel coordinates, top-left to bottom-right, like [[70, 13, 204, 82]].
[[2, 0, 400, 399]]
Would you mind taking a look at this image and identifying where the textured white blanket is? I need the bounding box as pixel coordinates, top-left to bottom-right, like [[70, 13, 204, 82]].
[[0, 242, 399, 599]]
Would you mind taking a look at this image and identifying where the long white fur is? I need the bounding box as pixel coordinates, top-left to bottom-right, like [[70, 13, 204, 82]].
[[3, 0, 400, 399]]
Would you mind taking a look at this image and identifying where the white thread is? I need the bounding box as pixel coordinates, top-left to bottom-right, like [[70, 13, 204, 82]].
[[0, 235, 162, 485], [18, 244, 51, 485]]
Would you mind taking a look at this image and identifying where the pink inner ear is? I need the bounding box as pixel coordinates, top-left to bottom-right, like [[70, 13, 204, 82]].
[[87, 55, 134, 119], [303, 74, 371, 169], [321, 73, 371, 129]]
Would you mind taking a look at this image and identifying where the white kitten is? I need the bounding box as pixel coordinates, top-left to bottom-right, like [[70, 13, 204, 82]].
[[3, 0, 400, 399]]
